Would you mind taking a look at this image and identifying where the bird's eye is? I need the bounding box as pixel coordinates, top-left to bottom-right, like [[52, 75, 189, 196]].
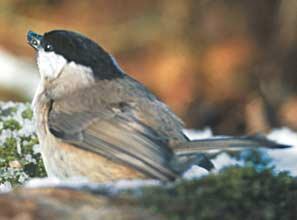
[[45, 44, 53, 52], [32, 39, 38, 46]]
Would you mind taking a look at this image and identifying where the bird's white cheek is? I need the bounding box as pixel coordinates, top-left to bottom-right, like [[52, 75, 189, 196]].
[[37, 50, 67, 80]]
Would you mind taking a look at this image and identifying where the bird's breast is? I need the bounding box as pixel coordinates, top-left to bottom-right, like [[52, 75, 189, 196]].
[[41, 136, 147, 182]]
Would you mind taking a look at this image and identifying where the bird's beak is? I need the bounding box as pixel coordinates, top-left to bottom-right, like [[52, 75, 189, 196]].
[[27, 30, 43, 50]]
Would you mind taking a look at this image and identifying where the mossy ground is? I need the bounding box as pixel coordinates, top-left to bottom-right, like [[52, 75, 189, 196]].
[[0, 102, 46, 187], [137, 167, 297, 220]]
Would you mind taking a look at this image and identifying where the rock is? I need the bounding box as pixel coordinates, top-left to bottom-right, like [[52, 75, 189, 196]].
[[0, 187, 163, 220], [1, 167, 297, 220]]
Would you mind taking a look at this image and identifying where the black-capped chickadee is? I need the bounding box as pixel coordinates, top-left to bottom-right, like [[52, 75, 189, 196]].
[[27, 30, 289, 182]]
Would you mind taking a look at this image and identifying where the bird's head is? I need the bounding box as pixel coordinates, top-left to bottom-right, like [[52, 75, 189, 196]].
[[27, 30, 123, 81]]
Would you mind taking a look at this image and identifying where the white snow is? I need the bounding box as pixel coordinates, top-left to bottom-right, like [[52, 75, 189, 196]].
[[25, 176, 66, 188], [267, 127, 297, 147], [183, 127, 213, 140], [211, 152, 243, 171], [266, 127, 297, 175], [25, 176, 160, 195], [104, 179, 160, 191], [0, 182, 12, 193], [183, 165, 209, 179]]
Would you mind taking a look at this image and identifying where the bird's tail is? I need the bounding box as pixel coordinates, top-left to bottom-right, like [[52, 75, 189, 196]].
[[171, 136, 290, 172], [173, 136, 290, 156]]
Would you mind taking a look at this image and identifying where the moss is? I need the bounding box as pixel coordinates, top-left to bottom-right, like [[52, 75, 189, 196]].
[[0, 134, 46, 184], [0, 138, 18, 166], [137, 167, 297, 220], [0, 168, 28, 186], [20, 135, 39, 154], [0, 107, 17, 117], [0, 102, 46, 186], [21, 108, 33, 120], [3, 119, 21, 130]]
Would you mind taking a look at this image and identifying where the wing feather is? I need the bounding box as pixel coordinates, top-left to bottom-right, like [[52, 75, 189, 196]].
[[48, 99, 178, 180]]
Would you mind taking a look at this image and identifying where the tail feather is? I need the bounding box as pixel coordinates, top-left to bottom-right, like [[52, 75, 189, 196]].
[[173, 136, 290, 156]]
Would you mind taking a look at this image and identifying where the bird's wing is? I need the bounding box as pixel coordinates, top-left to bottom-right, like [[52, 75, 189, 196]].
[[48, 92, 178, 181]]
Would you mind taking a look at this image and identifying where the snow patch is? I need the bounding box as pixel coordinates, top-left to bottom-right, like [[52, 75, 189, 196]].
[[25, 177, 160, 194], [183, 165, 209, 179], [267, 127, 297, 146], [211, 152, 243, 171], [0, 182, 12, 193], [267, 127, 297, 175], [183, 127, 213, 140]]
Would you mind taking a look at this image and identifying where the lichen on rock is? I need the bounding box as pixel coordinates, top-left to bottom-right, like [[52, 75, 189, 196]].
[[0, 102, 46, 189]]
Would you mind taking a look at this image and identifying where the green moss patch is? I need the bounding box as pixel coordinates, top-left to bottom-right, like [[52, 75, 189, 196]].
[[0, 102, 46, 187], [138, 167, 297, 220]]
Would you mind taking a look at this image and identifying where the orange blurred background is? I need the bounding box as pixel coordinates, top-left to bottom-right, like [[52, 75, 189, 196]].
[[0, 0, 296, 135]]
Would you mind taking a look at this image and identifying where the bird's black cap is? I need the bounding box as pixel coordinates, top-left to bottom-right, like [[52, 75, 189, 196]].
[[28, 30, 124, 80]]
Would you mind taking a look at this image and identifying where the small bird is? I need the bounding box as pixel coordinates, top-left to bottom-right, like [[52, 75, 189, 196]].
[[27, 30, 288, 182]]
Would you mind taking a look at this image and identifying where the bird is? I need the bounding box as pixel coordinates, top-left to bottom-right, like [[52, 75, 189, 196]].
[[27, 30, 289, 182]]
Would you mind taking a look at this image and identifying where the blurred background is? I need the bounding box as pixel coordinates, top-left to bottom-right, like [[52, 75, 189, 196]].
[[0, 0, 296, 135]]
